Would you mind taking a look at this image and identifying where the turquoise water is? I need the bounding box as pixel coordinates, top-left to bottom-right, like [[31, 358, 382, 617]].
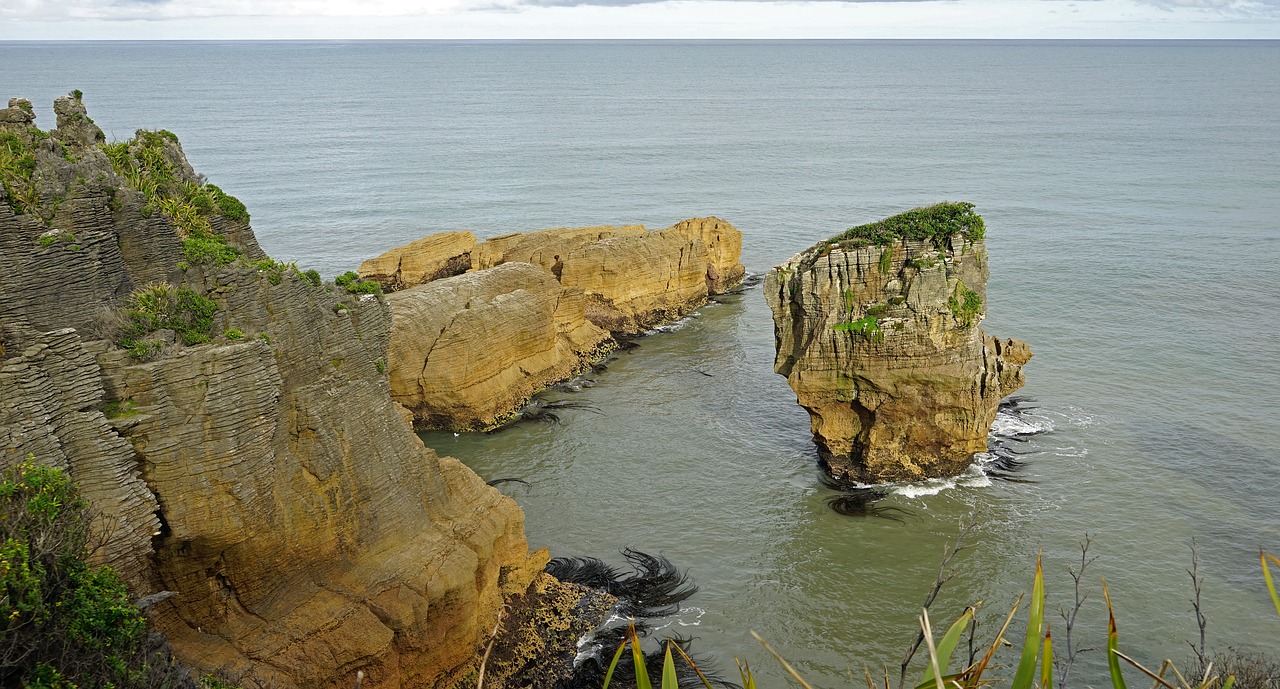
[[4, 41, 1279, 686]]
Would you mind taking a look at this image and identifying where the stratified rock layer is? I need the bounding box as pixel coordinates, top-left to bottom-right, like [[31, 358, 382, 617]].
[[0, 96, 545, 689], [358, 231, 477, 291], [387, 263, 613, 430], [365, 218, 745, 337], [766, 233, 1031, 482]]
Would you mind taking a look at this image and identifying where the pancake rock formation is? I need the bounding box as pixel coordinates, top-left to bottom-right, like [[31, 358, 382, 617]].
[[386, 262, 613, 430], [765, 203, 1032, 483], [362, 218, 745, 335], [0, 94, 550, 688], [362, 218, 744, 430]]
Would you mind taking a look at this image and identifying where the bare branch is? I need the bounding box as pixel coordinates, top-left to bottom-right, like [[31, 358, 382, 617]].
[[898, 513, 979, 689]]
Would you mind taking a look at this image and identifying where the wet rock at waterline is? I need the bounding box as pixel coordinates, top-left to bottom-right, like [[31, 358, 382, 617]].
[[386, 262, 615, 431], [765, 203, 1032, 483]]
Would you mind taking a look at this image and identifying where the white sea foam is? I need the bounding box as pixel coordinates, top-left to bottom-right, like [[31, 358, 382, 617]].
[[990, 411, 1053, 438]]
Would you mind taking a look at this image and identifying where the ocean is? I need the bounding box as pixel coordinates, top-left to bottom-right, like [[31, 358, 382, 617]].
[[4, 40, 1279, 687]]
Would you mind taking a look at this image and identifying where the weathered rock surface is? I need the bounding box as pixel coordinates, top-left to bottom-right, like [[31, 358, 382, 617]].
[[667, 216, 746, 294], [387, 262, 613, 430], [766, 225, 1031, 483], [0, 96, 548, 689], [371, 218, 744, 337], [358, 231, 476, 291]]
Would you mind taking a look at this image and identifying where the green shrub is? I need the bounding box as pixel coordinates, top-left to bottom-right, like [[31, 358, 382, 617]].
[[117, 283, 219, 356], [0, 461, 141, 686], [335, 271, 383, 297], [182, 232, 242, 267], [831, 202, 986, 248], [0, 129, 38, 216], [223, 328, 244, 340], [375, 360, 386, 374], [101, 131, 250, 254], [303, 269, 322, 287], [948, 280, 983, 327], [250, 259, 296, 286], [832, 315, 884, 343], [879, 246, 893, 274]]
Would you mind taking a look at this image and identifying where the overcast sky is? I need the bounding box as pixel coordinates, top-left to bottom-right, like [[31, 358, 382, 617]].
[[1, 0, 1277, 39]]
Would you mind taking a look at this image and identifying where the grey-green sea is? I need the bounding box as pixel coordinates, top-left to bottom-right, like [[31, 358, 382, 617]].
[[4, 39, 1279, 687]]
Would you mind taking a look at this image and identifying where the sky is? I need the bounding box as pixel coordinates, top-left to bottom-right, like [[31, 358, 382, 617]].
[[1, 0, 1278, 39]]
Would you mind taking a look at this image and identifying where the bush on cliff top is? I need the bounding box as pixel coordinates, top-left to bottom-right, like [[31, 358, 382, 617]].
[[101, 130, 250, 255], [831, 202, 986, 248]]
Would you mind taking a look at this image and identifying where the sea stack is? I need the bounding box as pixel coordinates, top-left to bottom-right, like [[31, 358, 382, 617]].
[[765, 203, 1032, 483]]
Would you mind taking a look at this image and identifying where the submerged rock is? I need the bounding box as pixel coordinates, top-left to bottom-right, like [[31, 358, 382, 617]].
[[765, 203, 1032, 483]]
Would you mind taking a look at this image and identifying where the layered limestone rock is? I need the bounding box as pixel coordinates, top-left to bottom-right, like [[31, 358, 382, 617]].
[[358, 230, 477, 291], [365, 218, 745, 337], [766, 205, 1031, 483], [0, 95, 548, 689], [387, 262, 613, 430]]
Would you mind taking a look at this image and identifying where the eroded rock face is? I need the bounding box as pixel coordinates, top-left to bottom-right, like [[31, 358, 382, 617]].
[[358, 231, 477, 291], [372, 218, 744, 338], [0, 96, 545, 689], [387, 262, 613, 430], [766, 233, 1031, 483]]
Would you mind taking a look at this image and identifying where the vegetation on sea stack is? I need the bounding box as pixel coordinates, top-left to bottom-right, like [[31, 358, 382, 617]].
[[830, 202, 986, 248]]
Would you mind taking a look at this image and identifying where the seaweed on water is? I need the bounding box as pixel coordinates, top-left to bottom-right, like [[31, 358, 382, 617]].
[[818, 474, 918, 522], [547, 549, 697, 618], [486, 477, 531, 491], [981, 447, 1036, 484]]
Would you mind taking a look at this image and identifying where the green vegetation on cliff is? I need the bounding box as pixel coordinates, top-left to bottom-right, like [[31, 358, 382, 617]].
[[102, 130, 249, 266], [948, 280, 983, 327], [0, 129, 39, 216], [1, 461, 162, 688], [831, 202, 986, 248], [117, 283, 219, 358]]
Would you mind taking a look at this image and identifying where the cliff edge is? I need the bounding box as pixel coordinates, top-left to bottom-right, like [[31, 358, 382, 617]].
[[0, 95, 544, 688], [765, 203, 1032, 483]]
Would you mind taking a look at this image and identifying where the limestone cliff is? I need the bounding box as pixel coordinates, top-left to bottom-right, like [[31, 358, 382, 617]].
[[0, 95, 544, 688], [362, 218, 745, 337], [358, 230, 477, 291], [387, 263, 613, 430], [765, 203, 1032, 483]]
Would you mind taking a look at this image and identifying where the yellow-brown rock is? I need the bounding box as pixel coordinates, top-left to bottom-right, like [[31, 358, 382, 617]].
[[386, 262, 613, 430], [766, 210, 1030, 483], [469, 225, 646, 274], [358, 231, 476, 291], [666, 216, 746, 294], [556, 228, 710, 334]]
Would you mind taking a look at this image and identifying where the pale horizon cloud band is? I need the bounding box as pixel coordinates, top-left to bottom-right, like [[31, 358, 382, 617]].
[[1, 0, 1278, 39]]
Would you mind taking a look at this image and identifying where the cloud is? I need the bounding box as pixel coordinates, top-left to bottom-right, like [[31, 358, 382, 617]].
[[1, 0, 1277, 37]]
